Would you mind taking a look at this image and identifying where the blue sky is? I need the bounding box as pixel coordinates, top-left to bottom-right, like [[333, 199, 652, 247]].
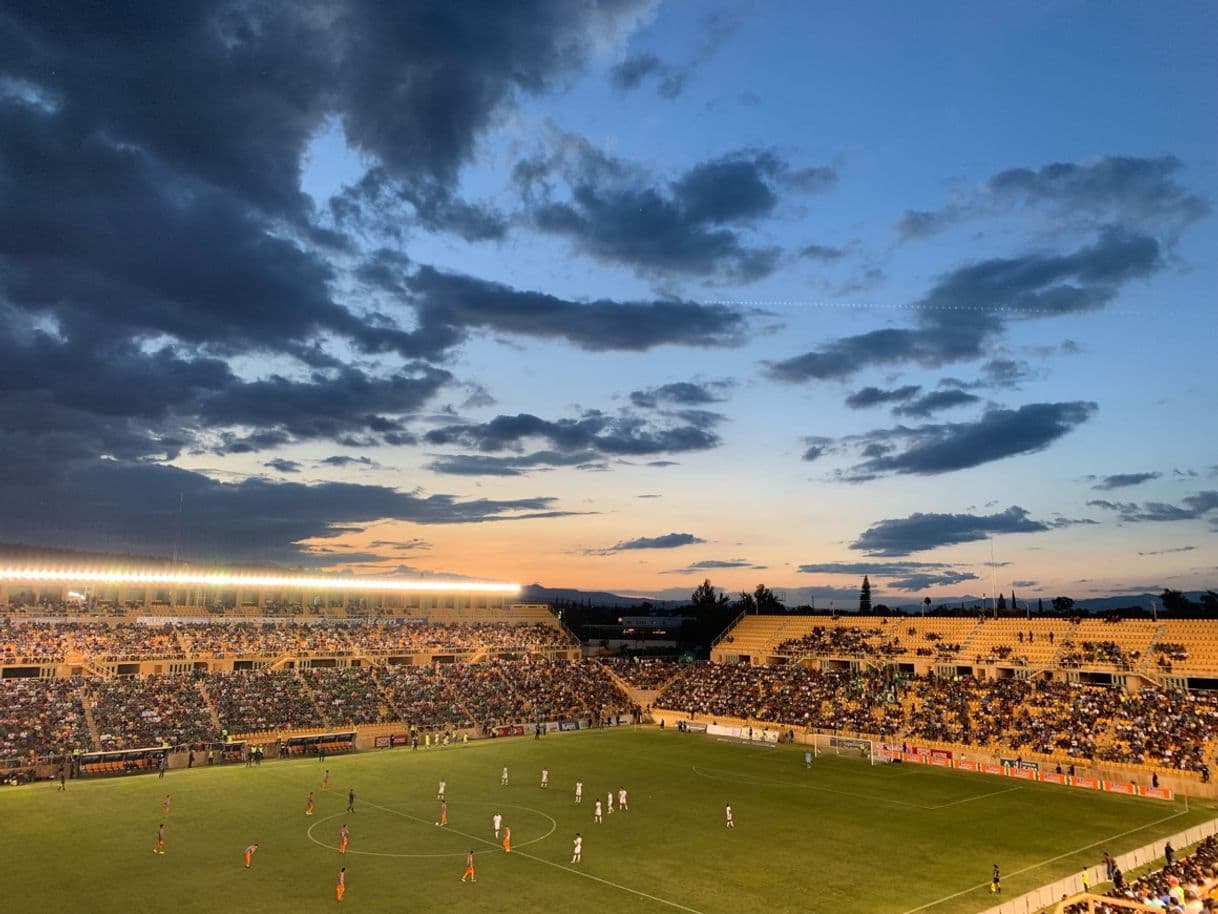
[[0, 1, 1214, 604]]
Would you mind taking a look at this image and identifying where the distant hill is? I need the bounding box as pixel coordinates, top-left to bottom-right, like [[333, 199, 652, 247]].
[[519, 583, 683, 609]]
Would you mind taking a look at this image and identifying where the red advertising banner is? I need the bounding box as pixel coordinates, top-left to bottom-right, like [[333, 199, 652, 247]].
[[983, 764, 1007, 776], [1139, 786, 1174, 800], [1040, 772, 1068, 785], [955, 760, 978, 772], [930, 756, 952, 767], [1103, 781, 1136, 795], [930, 748, 954, 761], [1070, 776, 1100, 789], [1010, 767, 1038, 780], [494, 725, 525, 737], [903, 752, 927, 763]]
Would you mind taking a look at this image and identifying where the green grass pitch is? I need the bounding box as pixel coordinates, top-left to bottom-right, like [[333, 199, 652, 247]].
[[2, 729, 1211, 914]]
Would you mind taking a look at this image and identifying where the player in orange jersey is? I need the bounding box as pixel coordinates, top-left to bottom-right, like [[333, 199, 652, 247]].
[[322, 769, 330, 790], [336, 866, 346, 902], [161, 794, 171, 816], [244, 843, 259, 868], [306, 792, 315, 816], [153, 823, 166, 855], [338, 824, 349, 855], [502, 825, 511, 853], [438, 799, 448, 827], [461, 849, 476, 882]]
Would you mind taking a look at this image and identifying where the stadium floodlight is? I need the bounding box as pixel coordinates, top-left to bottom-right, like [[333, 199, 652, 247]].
[[0, 566, 521, 594]]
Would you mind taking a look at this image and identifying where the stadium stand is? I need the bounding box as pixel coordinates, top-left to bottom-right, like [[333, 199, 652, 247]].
[[90, 675, 218, 750]]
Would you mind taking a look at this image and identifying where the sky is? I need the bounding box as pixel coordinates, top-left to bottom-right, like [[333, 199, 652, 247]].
[[1, 1, 1215, 606]]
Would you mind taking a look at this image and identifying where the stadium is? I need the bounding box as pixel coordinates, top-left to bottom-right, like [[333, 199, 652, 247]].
[[3, 562, 1218, 914], [3, 3, 1216, 914]]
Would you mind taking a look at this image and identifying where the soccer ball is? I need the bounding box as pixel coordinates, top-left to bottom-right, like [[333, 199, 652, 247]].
[[435, 821, 439, 826]]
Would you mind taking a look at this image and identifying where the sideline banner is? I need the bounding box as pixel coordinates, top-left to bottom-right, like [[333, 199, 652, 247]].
[[494, 725, 525, 737], [1103, 780, 1136, 795], [983, 763, 1006, 776], [929, 756, 952, 768], [1010, 767, 1038, 780], [1040, 772, 1068, 785], [1070, 776, 1100, 789], [1139, 786, 1174, 800], [955, 759, 978, 772], [373, 733, 410, 748]]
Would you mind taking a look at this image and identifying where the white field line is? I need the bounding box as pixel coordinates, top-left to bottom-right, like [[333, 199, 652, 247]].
[[691, 764, 1024, 812], [925, 785, 1025, 809], [898, 805, 1192, 914], [365, 799, 709, 914]]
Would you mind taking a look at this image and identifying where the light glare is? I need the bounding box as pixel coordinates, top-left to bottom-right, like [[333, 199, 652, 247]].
[[0, 566, 520, 594]]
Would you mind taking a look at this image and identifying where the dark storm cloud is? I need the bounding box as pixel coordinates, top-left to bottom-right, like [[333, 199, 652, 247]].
[[1091, 472, 1161, 491], [895, 155, 1209, 240], [407, 267, 749, 352], [841, 402, 1097, 479], [844, 385, 921, 409], [320, 455, 378, 468], [1087, 491, 1218, 523], [851, 506, 1051, 557], [425, 450, 605, 477], [424, 409, 722, 458], [264, 458, 302, 474], [0, 460, 583, 564], [200, 366, 452, 450], [892, 389, 982, 418], [767, 227, 1161, 384], [516, 136, 835, 281], [629, 381, 730, 409], [595, 532, 706, 554]]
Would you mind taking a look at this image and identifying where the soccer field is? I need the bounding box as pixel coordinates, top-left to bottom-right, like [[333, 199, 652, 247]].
[[2, 729, 1212, 914]]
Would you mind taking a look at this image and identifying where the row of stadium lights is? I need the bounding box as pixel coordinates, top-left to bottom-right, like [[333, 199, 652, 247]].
[[0, 567, 521, 594]]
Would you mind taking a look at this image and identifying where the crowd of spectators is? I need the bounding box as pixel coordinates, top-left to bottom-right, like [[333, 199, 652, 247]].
[[1098, 689, 1218, 772], [207, 670, 320, 733], [299, 668, 394, 726], [658, 662, 904, 735], [775, 625, 901, 659], [72, 623, 185, 661], [0, 619, 574, 664], [0, 620, 82, 664], [1072, 834, 1218, 914], [0, 677, 88, 761], [599, 657, 684, 689], [1059, 640, 1139, 670], [91, 675, 218, 750], [655, 665, 1218, 772]]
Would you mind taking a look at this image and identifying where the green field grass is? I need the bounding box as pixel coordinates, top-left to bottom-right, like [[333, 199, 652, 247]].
[[2, 729, 1213, 914]]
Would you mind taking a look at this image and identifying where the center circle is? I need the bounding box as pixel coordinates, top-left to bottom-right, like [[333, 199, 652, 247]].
[[306, 799, 557, 859]]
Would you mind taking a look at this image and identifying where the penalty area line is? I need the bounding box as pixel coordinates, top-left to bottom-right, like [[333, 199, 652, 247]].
[[366, 800, 708, 914]]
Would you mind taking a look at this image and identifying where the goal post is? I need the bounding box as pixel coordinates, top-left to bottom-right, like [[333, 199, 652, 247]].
[[809, 733, 884, 764]]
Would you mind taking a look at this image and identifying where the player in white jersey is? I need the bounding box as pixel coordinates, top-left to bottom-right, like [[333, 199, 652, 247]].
[[437, 779, 446, 800], [492, 812, 502, 839], [574, 781, 583, 803], [725, 803, 734, 828], [606, 791, 613, 814], [593, 800, 602, 823], [540, 768, 549, 788], [500, 766, 509, 786], [618, 787, 628, 811], [571, 833, 582, 863]]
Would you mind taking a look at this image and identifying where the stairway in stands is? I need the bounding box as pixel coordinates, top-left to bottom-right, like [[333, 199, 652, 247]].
[[78, 685, 101, 751], [195, 680, 224, 735]]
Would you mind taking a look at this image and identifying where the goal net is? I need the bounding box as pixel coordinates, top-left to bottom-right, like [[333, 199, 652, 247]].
[[809, 734, 880, 764]]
